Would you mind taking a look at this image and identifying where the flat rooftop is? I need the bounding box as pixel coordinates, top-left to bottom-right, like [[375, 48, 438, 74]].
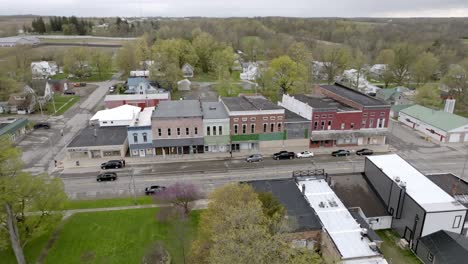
[[67, 126, 128, 148], [201, 101, 229, 119], [246, 178, 322, 232], [330, 174, 389, 217], [293, 94, 357, 112], [321, 83, 389, 107], [284, 109, 309, 122], [221, 95, 283, 112], [152, 100, 202, 118], [105, 93, 170, 101], [129, 107, 154, 127], [366, 154, 467, 212], [90, 104, 141, 122], [298, 178, 385, 261]]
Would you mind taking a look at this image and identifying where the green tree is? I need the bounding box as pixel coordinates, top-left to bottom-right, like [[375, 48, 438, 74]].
[[211, 46, 235, 80], [415, 84, 442, 109], [161, 63, 183, 90], [268, 55, 306, 95], [0, 136, 67, 264], [390, 43, 416, 86], [351, 49, 368, 90], [240, 36, 265, 62], [412, 52, 439, 87], [375, 49, 395, 87], [443, 59, 468, 107], [0, 77, 19, 101], [287, 42, 312, 66], [135, 34, 151, 65], [91, 50, 112, 78], [193, 32, 217, 73], [116, 42, 138, 76], [63, 47, 90, 78], [318, 46, 351, 84]]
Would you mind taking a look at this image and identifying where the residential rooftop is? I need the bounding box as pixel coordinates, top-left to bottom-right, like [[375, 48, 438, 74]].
[[292, 94, 357, 112], [129, 107, 155, 127], [366, 154, 467, 212], [419, 230, 468, 264], [297, 177, 385, 261], [0, 118, 28, 136], [152, 100, 202, 118], [127, 77, 148, 87], [400, 104, 468, 131], [321, 83, 389, 107], [201, 101, 229, 120], [221, 95, 283, 112], [246, 178, 322, 232], [67, 126, 128, 148]]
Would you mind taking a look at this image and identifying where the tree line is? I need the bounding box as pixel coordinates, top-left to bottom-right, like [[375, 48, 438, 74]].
[[27, 16, 93, 35]]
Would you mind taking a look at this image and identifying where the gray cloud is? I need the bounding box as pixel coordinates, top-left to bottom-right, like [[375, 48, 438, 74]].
[[1, 0, 467, 17]]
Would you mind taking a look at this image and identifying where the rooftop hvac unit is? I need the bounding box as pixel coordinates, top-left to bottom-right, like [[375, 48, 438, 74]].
[[399, 181, 407, 188], [394, 176, 401, 183], [361, 228, 368, 236], [368, 242, 378, 251]]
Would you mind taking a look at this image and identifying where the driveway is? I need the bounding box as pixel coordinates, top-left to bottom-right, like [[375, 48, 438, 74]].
[[180, 81, 218, 101]]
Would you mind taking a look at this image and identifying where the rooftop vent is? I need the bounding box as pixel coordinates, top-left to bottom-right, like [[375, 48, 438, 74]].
[[394, 176, 400, 183], [399, 181, 407, 188], [209, 106, 217, 110], [361, 228, 368, 236], [368, 242, 378, 251]]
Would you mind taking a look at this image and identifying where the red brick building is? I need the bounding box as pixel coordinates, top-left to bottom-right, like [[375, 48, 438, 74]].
[[104, 93, 170, 109]]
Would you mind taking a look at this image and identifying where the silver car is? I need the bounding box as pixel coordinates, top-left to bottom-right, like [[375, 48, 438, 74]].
[[246, 154, 263, 162]]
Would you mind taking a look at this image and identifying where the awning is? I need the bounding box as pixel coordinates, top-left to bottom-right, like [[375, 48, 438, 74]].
[[311, 130, 388, 141], [153, 138, 204, 148]]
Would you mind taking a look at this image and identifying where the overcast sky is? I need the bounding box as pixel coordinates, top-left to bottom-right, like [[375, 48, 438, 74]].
[[1, 0, 468, 17]]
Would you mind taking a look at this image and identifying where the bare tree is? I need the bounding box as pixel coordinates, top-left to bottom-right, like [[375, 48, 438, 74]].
[[152, 183, 201, 216]]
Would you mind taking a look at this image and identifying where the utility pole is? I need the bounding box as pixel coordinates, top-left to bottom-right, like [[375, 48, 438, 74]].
[[131, 168, 137, 205], [51, 94, 57, 114]]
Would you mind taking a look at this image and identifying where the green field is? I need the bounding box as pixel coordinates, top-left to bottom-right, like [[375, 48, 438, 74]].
[[64, 196, 154, 210], [39, 37, 130, 46], [376, 230, 422, 264], [44, 95, 80, 115]]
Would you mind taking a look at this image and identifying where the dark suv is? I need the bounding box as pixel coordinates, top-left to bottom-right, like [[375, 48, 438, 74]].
[[273, 151, 295, 160], [331, 149, 350, 157], [33, 122, 50, 129], [101, 160, 123, 169], [97, 172, 117, 182], [145, 185, 166, 195]]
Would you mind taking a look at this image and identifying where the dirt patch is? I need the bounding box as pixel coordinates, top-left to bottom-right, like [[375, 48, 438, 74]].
[[80, 251, 96, 263]]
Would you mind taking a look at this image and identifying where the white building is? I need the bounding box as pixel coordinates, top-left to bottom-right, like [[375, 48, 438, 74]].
[[398, 104, 468, 143], [365, 154, 468, 251], [0, 36, 40, 47], [90, 104, 141, 127], [368, 64, 388, 80], [177, 79, 191, 91], [31, 61, 58, 79], [297, 177, 387, 263], [338, 69, 381, 95], [181, 63, 194, 78], [240, 62, 258, 81], [129, 70, 150, 77]]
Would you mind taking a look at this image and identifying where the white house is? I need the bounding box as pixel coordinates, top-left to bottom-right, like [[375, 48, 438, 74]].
[[31, 61, 58, 79], [177, 79, 191, 91], [398, 104, 468, 143], [129, 70, 150, 77], [125, 78, 158, 94], [337, 69, 381, 95], [240, 62, 258, 81], [90, 104, 141, 127], [181, 63, 194, 78], [368, 64, 388, 79]]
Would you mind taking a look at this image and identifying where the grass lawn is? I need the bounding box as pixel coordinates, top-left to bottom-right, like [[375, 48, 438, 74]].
[[192, 70, 241, 82], [44, 208, 200, 264], [64, 196, 154, 210], [53, 72, 114, 82], [44, 95, 80, 115], [214, 82, 251, 97], [376, 230, 422, 264], [40, 38, 129, 46]]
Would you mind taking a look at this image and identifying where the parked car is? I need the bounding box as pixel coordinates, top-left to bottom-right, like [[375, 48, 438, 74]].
[[33, 122, 50, 129], [64, 90, 76, 95], [356, 148, 374, 156], [97, 172, 117, 182], [73, 82, 86, 87], [296, 151, 314, 159], [331, 149, 350, 157], [273, 151, 295, 160], [145, 185, 166, 195], [101, 160, 123, 169], [246, 154, 263, 162], [109, 86, 115, 93]]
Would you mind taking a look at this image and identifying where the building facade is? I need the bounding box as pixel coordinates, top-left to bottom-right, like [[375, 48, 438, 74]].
[[152, 100, 204, 155], [128, 107, 155, 157], [202, 102, 230, 153], [104, 93, 170, 109]]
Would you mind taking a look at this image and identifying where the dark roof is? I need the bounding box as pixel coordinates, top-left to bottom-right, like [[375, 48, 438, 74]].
[[246, 178, 322, 232], [426, 173, 468, 206], [152, 100, 202, 118], [67, 126, 128, 148], [221, 95, 283, 112], [419, 230, 468, 264], [29, 79, 47, 95], [202, 101, 229, 119], [284, 109, 309, 122], [331, 174, 389, 217], [292, 94, 356, 111], [321, 83, 389, 107], [0, 118, 28, 136]]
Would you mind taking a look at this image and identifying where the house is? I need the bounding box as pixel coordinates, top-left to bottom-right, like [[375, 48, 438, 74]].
[[337, 69, 381, 95], [125, 78, 158, 94], [0, 36, 40, 47], [139, 60, 155, 70], [220, 95, 285, 152], [202, 101, 230, 153], [151, 100, 204, 156], [128, 107, 155, 157], [398, 104, 468, 143], [129, 70, 150, 78], [177, 79, 191, 91], [29, 79, 53, 103], [297, 175, 387, 263], [280, 90, 389, 148], [8, 85, 36, 114], [104, 93, 170, 109], [376, 86, 414, 105], [416, 230, 468, 264], [364, 154, 468, 251], [181, 63, 194, 78], [240, 62, 258, 81], [311, 61, 330, 81], [90, 104, 141, 127], [31, 61, 58, 79], [66, 126, 128, 160], [0, 102, 8, 114], [0, 118, 28, 142], [368, 64, 388, 80]]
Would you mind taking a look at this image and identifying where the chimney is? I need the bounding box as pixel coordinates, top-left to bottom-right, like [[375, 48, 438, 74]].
[[444, 97, 456, 114], [94, 128, 97, 137], [301, 184, 306, 195]]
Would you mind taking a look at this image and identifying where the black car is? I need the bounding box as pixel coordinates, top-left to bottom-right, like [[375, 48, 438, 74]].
[[356, 148, 374, 156], [64, 90, 76, 95], [331, 149, 350, 157], [145, 185, 166, 195], [97, 172, 117, 182], [273, 151, 295, 160], [101, 160, 123, 169], [33, 122, 50, 129]]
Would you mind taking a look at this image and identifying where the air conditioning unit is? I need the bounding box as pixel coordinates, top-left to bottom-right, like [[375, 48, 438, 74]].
[[361, 228, 368, 236], [398, 239, 409, 249], [368, 242, 377, 251]]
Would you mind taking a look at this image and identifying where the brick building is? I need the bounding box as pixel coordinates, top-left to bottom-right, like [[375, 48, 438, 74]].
[[104, 93, 170, 109]]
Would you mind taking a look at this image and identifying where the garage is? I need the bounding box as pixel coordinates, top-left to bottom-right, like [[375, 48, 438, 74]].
[[449, 133, 461, 143]]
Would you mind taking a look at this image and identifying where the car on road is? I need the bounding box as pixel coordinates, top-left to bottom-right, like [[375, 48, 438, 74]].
[[145, 185, 166, 195], [109, 86, 115, 93], [33, 122, 50, 129], [64, 90, 76, 95], [97, 172, 117, 182], [356, 148, 374, 156], [101, 160, 123, 169], [296, 151, 314, 159], [273, 151, 295, 160], [331, 149, 350, 157], [246, 154, 263, 162]]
